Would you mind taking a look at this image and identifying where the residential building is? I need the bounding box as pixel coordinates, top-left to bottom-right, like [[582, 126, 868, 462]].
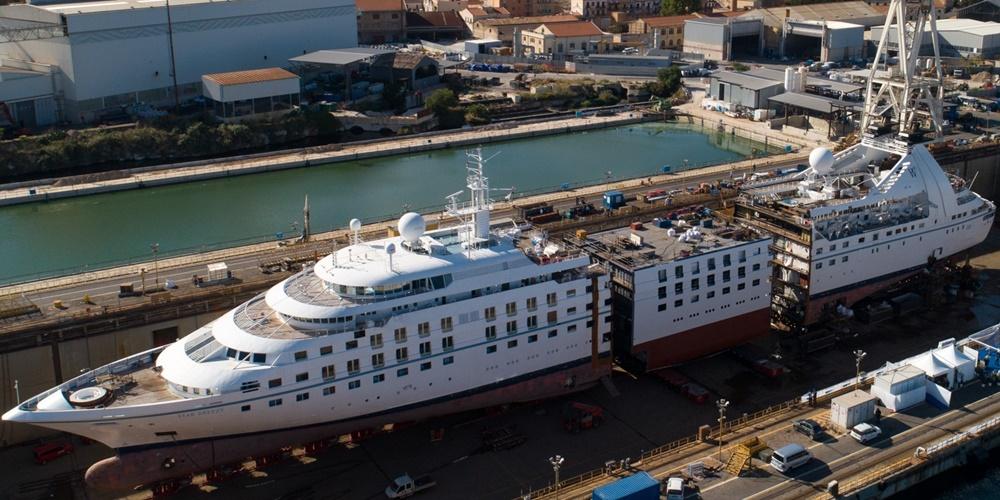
[[483, 0, 530, 17], [520, 20, 609, 58], [0, 0, 357, 124], [357, 0, 407, 44], [460, 5, 512, 31], [472, 14, 579, 42], [628, 15, 696, 50], [570, 0, 658, 19], [423, 0, 479, 12]]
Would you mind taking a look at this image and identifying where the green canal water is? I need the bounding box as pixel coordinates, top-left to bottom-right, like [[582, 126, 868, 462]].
[[0, 122, 781, 284]]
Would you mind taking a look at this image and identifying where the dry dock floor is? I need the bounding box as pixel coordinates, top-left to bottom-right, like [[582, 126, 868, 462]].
[[3, 228, 1000, 500]]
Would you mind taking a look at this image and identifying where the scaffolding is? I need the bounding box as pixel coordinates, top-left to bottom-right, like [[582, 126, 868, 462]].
[[0, 16, 65, 44]]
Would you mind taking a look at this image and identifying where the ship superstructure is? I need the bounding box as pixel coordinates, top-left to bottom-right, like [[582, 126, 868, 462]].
[[3, 149, 613, 489], [736, 0, 994, 327], [567, 216, 772, 370]]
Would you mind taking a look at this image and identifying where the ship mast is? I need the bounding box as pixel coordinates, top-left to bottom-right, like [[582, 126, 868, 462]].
[[861, 0, 944, 151], [446, 147, 494, 249]]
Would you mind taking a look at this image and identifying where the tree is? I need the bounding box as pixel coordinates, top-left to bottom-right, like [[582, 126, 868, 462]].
[[655, 66, 682, 96], [660, 0, 699, 16], [464, 104, 491, 125], [425, 88, 458, 115]]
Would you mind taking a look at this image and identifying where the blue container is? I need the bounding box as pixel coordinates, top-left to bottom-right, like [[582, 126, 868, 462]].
[[702, 219, 714, 228], [603, 191, 625, 210], [592, 472, 659, 500], [653, 218, 671, 228]]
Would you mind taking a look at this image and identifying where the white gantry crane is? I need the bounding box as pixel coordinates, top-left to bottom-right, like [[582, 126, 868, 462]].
[[861, 0, 945, 149]]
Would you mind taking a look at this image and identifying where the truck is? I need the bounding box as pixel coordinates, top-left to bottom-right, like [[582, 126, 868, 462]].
[[591, 471, 660, 500], [385, 474, 436, 498]]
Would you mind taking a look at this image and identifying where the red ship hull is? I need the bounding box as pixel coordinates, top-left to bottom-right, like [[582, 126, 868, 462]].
[[631, 307, 772, 369]]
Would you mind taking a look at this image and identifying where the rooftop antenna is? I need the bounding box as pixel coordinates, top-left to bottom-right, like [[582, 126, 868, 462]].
[[862, 0, 944, 150], [386, 242, 396, 273], [349, 218, 362, 246], [446, 146, 496, 251]]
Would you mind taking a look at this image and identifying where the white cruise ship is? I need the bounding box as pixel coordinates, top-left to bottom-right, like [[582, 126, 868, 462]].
[[3, 150, 612, 490]]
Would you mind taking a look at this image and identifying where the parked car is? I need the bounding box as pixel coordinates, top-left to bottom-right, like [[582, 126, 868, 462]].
[[33, 441, 74, 465], [850, 423, 882, 444], [770, 443, 812, 473], [665, 476, 686, 500], [793, 419, 823, 440]]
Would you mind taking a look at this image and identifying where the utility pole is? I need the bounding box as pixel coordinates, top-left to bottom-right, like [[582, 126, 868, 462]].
[[151, 243, 160, 287], [854, 349, 867, 391], [165, 0, 180, 111], [549, 455, 564, 499], [717, 398, 729, 463]]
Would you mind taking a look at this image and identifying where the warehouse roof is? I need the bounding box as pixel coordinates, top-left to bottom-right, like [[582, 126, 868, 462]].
[[931, 18, 1000, 36], [32, 0, 219, 14], [202, 68, 298, 86], [712, 71, 782, 91], [290, 48, 393, 66], [744, 67, 863, 94], [769, 92, 861, 114], [748, 1, 885, 26], [636, 14, 697, 28], [478, 14, 578, 26], [356, 0, 406, 12], [542, 21, 603, 37]]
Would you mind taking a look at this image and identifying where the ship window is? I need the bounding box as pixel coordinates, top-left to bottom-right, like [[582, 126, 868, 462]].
[[752, 263, 760, 271], [566, 289, 577, 298], [858, 237, 865, 243], [268, 378, 282, 388], [397, 367, 409, 377], [506, 320, 518, 334], [829, 245, 835, 251], [485, 307, 496, 321], [394, 328, 407, 343], [816, 247, 823, 255], [269, 398, 282, 407], [723, 270, 731, 282], [675, 283, 683, 294], [296, 372, 308, 382], [528, 335, 538, 343], [526, 297, 537, 310], [441, 317, 453, 332], [506, 302, 517, 316], [658, 303, 666, 311], [692, 295, 699, 303], [442, 336, 454, 350], [842, 242, 848, 249], [708, 291, 715, 298], [567, 307, 577, 314], [346, 340, 358, 350], [723, 287, 731, 295], [294, 351, 307, 362], [322, 364, 336, 380], [817, 262, 823, 269], [842, 256, 849, 263], [708, 258, 716, 270], [675, 266, 684, 278], [323, 386, 336, 396], [348, 359, 360, 374], [241, 381, 260, 393], [354, 330, 366, 339], [738, 267, 746, 279], [252, 353, 266, 363], [226, 348, 237, 358], [507, 340, 518, 348], [527, 316, 538, 328], [485, 325, 497, 339], [373, 374, 385, 383], [296, 392, 309, 402], [548, 330, 558, 338], [707, 274, 715, 286], [241, 405, 251, 412], [547, 292, 558, 306], [738, 283, 746, 290], [829, 259, 835, 266], [691, 279, 699, 291], [674, 299, 683, 307], [444, 356, 455, 365], [420, 341, 432, 356], [372, 353, 384, 368], [418, 322, 431, 337], [421, 362, 432, 371], [568, 325, 577, 332], [349, 381, 361, 390], [193, 388, 200, 395], [487, 345, 497, 354], [753, 279, 760, 286], [547, 311, 558, 324], [658, 286, 667, 299], [658, 269, 668, 282]]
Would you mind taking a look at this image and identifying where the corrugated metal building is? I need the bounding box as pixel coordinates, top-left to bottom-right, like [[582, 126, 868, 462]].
[[683, 17, 763, 61], [870, 18, 1000, 58], [708, 71, 783, 109]]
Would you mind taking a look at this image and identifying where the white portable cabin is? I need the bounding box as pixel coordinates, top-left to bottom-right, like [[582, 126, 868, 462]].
[[910, 339, 976, 390], [871, 364, 925, 411], [830, 390, 878, 432]]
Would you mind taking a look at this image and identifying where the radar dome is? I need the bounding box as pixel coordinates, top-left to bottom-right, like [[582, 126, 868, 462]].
[[349, 218, 362, 232], [398, 212, 426, 243], [809, 147, 835, 175]]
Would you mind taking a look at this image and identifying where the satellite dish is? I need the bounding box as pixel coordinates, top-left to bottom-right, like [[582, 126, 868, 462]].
[[398, 212, 426, 243], [349, 218, 362, 232], [386, 242, 396, 255], [809, 147, 835, 175]]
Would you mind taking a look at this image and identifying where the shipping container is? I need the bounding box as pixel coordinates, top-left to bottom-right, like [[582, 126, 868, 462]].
[[591, 472, 659, 500]]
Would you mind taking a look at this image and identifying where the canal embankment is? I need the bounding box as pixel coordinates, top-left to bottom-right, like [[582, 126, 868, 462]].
[[0, 111, 687, 207]]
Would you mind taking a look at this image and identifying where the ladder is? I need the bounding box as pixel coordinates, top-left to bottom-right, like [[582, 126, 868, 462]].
[[724, 446, 751, 476]]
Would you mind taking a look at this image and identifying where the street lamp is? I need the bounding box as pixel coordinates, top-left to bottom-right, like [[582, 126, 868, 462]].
[[716, 398, 729, 463], [853, 349, 867, 391], [150, 243, 160, 287], [549, 455, 564, 499]]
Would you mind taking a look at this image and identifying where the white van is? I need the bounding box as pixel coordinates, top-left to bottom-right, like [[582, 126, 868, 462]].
[[770, 443, 811, 473]]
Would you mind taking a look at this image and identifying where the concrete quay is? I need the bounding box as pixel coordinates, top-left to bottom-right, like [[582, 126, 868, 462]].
[[0, 112, 670, 208]]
